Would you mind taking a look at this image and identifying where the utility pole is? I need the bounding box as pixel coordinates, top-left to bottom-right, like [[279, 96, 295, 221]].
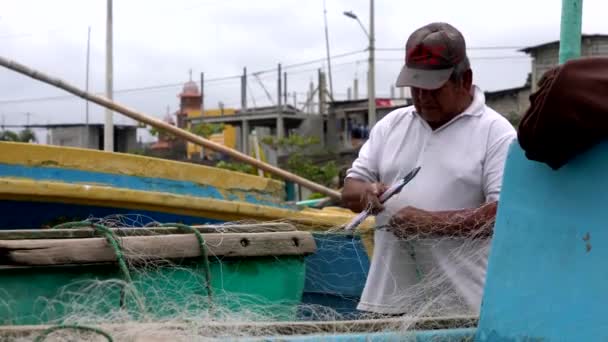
[[318, 69, 326, 116], [104, 0, 114, 152], [241, 67, 247, 111], [283, 72, 288, 106], [368, 0, 376, 127], [354, 78, 359, 100], [200, 72, 205, 113], [323, 0, 334, 97], [276, 63, 284, 139], [85, 26, 91, 148], [308, 80, 314, 113]]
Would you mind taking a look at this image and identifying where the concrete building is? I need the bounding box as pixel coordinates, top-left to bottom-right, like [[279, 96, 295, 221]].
[[485, 76, 531, 123], [485, 34, 608, 122], [44, 124, 137, 152], [329, 98, 411, 150], [521, 34, 608, 92]]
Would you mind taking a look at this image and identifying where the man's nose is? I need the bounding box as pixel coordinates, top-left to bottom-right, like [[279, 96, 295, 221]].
[[415, 88, 434, 101]]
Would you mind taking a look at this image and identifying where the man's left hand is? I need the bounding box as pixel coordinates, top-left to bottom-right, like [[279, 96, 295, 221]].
[[388, 206, 440, 238], [387, 202, 498, 239]]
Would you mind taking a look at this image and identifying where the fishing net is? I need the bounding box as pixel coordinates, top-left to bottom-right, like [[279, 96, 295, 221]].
[[0, 212, 488, 341]]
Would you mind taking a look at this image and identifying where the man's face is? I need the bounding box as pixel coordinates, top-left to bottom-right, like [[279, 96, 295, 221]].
[[411, 74, 470, 125]]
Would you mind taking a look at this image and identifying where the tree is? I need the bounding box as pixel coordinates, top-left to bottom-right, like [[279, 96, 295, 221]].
[[261, 134, 338, 188], [190, 123, 225, 138], [0, 129, 36, 143]]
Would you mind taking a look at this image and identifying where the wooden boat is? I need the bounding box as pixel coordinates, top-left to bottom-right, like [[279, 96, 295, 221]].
[[0, 141, 374, 317], [4, 113, 603, 340], [0, 222, 316, 325]]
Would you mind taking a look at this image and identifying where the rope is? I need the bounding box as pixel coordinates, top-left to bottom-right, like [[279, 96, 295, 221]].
[[52, 221, 148, 315], [34, 324, 113, 342], [157, 223, 213, 301], [52, 221, 213, 309], [53, 221, 132, 282]]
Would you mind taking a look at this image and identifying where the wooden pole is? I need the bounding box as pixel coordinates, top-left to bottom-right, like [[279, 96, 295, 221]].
[[0, 56, 342, 200]]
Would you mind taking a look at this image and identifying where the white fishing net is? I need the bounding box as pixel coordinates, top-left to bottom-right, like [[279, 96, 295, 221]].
[[0, 213, 486, 341]]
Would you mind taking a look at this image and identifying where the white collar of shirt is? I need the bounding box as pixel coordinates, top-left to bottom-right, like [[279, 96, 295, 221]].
[[412, 85, 486, 132]]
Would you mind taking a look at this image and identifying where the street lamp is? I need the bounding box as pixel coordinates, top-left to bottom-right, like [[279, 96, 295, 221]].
[[343, 0, 376, 127]]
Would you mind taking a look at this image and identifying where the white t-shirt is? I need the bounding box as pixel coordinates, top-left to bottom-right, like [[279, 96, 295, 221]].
[[346, 86, 516, 315]]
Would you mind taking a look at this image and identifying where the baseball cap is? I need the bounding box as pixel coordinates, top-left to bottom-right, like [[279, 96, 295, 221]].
[[395, 22, 467, 90]]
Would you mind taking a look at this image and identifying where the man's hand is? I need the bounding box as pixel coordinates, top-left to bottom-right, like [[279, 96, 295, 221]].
[[387, 202, 498, 239], [341, 178, 388, 214]]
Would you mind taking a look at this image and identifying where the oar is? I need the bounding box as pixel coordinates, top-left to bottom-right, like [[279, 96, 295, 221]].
[[0, 56, 341, 200]]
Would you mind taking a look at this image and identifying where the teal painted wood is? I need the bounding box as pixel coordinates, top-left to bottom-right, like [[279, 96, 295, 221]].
[[476, 141, 608, 341], [242, 328, 476, 341], [558, 0, 583, 64]]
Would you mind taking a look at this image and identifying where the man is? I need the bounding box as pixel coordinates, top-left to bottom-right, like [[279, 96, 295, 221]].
[[341, 22, 516, 316]]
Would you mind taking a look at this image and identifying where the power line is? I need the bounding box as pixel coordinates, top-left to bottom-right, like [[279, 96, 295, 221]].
[[0, 50, 366, 105]]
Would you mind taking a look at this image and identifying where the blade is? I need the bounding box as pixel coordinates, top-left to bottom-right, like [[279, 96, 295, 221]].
[[345, 165, 421, 231], [378, 166, 421, 203]]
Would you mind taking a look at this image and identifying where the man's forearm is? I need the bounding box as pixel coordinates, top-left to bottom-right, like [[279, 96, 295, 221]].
[[388, 202, 497, 239]]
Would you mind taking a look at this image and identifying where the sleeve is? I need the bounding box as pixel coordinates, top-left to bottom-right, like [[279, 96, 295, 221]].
[[483, 120, 517, 203], [344, 120, 385, 183]]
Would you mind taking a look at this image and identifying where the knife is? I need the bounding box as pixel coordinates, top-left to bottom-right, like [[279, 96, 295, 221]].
[[344, 166, 421, 232]]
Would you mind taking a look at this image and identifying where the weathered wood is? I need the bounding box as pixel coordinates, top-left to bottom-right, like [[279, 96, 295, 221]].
[[0, 316, 478, 340], [0, 223, 296, 240], [0, 231, 316, 266]]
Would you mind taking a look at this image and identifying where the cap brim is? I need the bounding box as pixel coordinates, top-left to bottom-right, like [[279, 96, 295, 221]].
[[395, 65, 454, 90]]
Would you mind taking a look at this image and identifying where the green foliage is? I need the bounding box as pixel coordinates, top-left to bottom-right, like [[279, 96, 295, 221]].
[[215, 160, 257, 175], [0, 129, 36, 143], [307, 192, 326, 200], [148, 123, 224, 141], [190, 123, 225, 138], [148, 127, 159, 137], [261, 135, 320, 151], [286, 154, 338, 187], [261, 134, 338, 188]]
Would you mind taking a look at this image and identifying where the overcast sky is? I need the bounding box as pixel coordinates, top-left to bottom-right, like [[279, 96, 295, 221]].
[[1, 0, 606, 142]]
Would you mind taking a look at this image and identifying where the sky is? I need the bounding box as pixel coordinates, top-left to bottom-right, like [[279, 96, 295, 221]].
[[1, 0, 606, 142]]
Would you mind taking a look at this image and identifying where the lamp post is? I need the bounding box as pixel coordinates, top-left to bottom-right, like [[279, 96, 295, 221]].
[[344, 0, 376, 127]]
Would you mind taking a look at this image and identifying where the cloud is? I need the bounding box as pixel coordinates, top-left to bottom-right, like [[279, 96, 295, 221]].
[[1, 0, 604, 142]]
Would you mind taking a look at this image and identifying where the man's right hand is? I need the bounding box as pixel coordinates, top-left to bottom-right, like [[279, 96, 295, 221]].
[[341, 178, 388, 214]]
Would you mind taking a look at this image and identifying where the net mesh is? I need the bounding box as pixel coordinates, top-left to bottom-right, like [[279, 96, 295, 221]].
[[0, 213, 488, 341]]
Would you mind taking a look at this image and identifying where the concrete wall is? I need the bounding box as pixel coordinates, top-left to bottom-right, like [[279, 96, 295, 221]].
[[485, 87, 532, 120], [530, 37, 608, 91], [49, 126, 136, 153], [50, 126, 97, 149]]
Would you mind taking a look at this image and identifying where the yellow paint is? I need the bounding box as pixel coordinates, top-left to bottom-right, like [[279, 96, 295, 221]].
[[0, 142, 284, 198], [0, 178, 375, 257], [203, 108, 236, 117], [186, 108, 238, 159], [186, 109, 202, 119]]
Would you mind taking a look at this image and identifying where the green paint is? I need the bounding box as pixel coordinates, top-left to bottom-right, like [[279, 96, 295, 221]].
[[285, 181, 297, 201], [0, 256, 306, 325], [559, 0, 583, 64]]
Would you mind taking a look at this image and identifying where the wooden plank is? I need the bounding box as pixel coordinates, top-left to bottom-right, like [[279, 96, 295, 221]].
[[0, 231, 316, 266], [0, 316, 477, 339], [0, 222, 296, 240]]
